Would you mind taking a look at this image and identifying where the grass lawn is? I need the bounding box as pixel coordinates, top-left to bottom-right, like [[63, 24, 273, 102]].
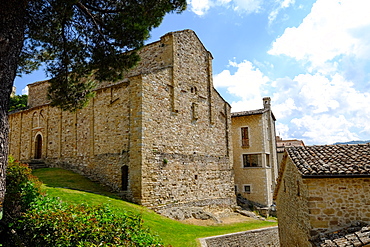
[[33, 168, 277, 247]]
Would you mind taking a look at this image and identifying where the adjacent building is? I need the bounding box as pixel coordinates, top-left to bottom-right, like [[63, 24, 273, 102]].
[[276, 136, 305, 165], [231, 97, 278, 207], [275, 144, 370, 246]]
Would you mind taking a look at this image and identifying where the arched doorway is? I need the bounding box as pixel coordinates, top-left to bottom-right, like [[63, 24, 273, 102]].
[[34, 134, 42, 159]]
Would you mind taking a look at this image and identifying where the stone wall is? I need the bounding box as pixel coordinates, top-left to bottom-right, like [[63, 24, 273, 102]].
[[138, 31, 234, 209], [305, 177, 370, 235], [8, 30, 236, 212], [9, 81, 133, 195], [199, 226, 279, 247], [27, 80, 50, 108], [275, 154, 312, 247]]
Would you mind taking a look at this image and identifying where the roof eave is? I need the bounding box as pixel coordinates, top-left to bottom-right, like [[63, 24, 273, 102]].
[[302, 174, 370, 179]]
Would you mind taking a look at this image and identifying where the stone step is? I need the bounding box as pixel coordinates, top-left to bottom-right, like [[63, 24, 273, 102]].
[[28, 160, 48, 169]]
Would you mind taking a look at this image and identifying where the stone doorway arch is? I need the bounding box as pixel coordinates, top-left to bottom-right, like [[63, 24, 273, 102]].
[[34, 134, 42, 159]]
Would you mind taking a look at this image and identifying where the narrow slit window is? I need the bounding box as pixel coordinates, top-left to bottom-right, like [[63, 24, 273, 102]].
[[122, 165, 129, 191], [192, 102, 198, 121]]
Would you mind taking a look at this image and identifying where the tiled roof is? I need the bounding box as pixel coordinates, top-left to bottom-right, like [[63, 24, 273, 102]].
[[286, 144, 370, 176], [231, 109, 266, 117], [311, 223, 370, 247]]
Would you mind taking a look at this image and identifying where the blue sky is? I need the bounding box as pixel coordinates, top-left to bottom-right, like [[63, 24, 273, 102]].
[[14, 0, 370, 145]]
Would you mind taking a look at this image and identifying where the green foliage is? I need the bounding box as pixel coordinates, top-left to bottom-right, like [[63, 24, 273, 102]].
[[0, 158, 43, 246], [19, 0, 187, 111], [48, 76, 96, 111], [13, 197, 163, 246], [3, 157, 42, 220], [8, 94, 28, 112]]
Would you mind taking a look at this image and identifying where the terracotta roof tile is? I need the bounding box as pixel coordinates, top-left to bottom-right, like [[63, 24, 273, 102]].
[[286, 144, 370, 176]]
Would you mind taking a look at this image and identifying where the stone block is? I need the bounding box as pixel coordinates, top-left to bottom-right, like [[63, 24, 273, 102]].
[[309, 196, 324, 201], [311, 220, 329, 228], [323, 208, 335, 215]]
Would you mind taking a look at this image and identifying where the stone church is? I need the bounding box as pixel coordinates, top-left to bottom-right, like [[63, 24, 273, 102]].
[[8, 30, 237, 215]]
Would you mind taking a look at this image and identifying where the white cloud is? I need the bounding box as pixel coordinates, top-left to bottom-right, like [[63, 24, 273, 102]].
[[273, 97, 298, 119], [275, 122, 290, 139], [187, 0, 263, 15], [270, 72, 370, 144], [268, 0, 370, 69], [268, 0, 295, 24], [290, 115, 358, 145], [215, 58, 370, 144], [209, 0, 370, 145], [188, 0, 212, 15], [214, 60, 269, 111], [233, 0, 263, 14], [21, 86, 29, 95], [264, 1, 370, 144]]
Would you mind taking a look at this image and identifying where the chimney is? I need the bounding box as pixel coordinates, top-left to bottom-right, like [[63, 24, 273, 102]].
[[263, 97, 271, 110]]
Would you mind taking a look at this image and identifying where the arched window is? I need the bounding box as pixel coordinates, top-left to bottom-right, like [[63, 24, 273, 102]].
[[35, 134, 42, 159], [121, 165, 129, 191]]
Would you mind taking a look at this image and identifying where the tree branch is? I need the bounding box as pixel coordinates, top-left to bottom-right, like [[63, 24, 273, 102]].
[[75, 2, 111, 46], [83, 3, 127, 14]]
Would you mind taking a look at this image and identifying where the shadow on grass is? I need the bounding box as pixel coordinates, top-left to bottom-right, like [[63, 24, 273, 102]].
[[32, 167, 278, 247], [32, 167, 121, 200]]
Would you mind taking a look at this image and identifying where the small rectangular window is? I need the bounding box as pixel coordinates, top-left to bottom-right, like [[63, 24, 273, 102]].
[[244, 185, 251, 193], [266, 154, 270, 167], [241, 127, 249, 147], [243, 154, 262, 167]]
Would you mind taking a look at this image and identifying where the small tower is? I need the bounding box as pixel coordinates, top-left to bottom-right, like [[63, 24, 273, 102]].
[[263, 97, 271, 110]]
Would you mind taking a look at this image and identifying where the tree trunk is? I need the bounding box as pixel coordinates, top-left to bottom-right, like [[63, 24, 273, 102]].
[[0, 0, 27, 214]]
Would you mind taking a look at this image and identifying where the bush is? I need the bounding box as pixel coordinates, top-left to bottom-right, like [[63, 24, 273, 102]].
[[0, 157, 43, 246], [0, 158, 163, 246], [2, 157, 42, 219], [13, 197, 164, 246]]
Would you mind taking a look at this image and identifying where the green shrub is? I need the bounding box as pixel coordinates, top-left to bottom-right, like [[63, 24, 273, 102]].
[[3, 157, 42, 219], [14, 196, 164, 246], [0, 157, 43, 246]]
